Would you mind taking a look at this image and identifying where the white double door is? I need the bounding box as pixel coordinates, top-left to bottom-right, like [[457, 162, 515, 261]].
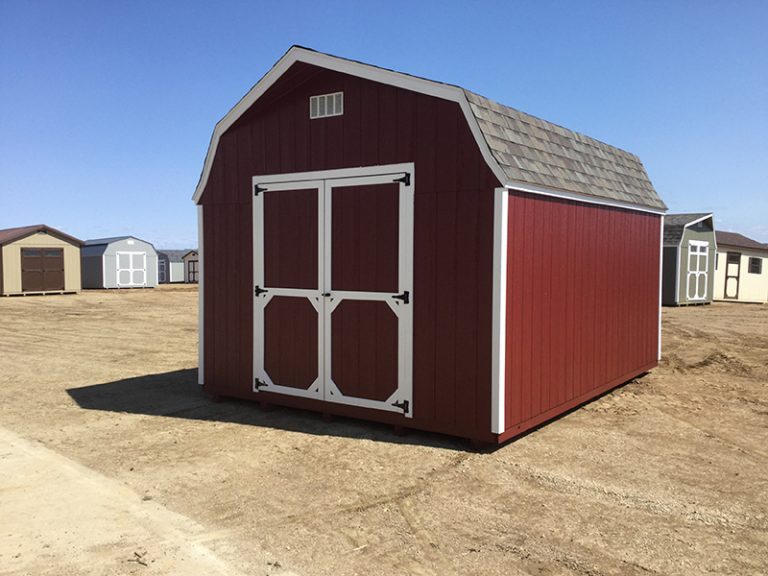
[[116, 252, 147, 287], [252, 166, 414, 417]]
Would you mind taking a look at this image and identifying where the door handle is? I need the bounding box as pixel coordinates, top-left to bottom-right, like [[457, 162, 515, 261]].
[[322, 292, 331, 297]]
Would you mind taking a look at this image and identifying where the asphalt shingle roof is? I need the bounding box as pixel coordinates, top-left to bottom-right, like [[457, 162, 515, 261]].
[[663, 213, 712, 246], [464, 91, 666, 211], [157, 249, 189, 263], [0, 224, 82, 246], [716, 231, 768, 252]]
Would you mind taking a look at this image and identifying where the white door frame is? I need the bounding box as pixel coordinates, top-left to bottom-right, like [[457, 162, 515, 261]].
[[686, 240, 709, 301], [115, 251, 147, 287], [252, 179, 325, 401], [252, 163, 414, 417]]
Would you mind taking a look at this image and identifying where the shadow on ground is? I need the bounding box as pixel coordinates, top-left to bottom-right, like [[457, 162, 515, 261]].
[[66, 369, 472, 451]]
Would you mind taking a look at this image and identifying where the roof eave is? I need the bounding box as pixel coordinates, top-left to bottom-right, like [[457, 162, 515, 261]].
[[503, 180, 666, 215]]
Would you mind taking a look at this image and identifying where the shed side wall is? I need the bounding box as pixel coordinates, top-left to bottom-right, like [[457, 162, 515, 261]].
[[662, 246, 678, 305], [503, 192, 661, 438], [201, 63, 500, 440], [1, 233, 81, 293]]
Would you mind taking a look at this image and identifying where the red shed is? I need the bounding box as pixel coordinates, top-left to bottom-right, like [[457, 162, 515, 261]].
[[193, 46, 667, 444]]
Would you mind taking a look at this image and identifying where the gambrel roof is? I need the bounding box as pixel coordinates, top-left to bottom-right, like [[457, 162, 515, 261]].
[[663, 213, 713, 246], [194, 46, 666, 213]]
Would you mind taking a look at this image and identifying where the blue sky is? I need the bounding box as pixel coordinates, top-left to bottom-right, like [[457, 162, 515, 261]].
[[1, 0, 766, 246]]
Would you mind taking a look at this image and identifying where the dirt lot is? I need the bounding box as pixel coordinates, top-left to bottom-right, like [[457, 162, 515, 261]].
[[1, 286, 766, 576]]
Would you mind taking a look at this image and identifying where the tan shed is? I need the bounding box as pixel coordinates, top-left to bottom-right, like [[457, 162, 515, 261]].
[[0, 225, 83, 296]]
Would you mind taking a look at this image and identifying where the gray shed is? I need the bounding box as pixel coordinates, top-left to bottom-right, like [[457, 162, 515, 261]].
[[662, 213, 716, 305], [157, 250, 186, 283], [81, 236, 158, 289]]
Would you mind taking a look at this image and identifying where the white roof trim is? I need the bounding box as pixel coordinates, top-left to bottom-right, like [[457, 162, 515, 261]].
[[193, 46, 662, 214], [681, 213, 714, 229], [504, 181, 666, 215], [193, 46, 505, 203]]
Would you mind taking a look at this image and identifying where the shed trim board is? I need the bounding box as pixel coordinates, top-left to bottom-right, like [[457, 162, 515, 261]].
[[193, 46, 664, 216], [198, 205, 205, 385], [658, 214, 663, 360], [251, 163, 415, 417], [491, 187, 508, 434]]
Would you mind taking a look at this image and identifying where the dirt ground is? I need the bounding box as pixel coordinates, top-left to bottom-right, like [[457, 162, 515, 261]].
[[1, 286, 766, 576]]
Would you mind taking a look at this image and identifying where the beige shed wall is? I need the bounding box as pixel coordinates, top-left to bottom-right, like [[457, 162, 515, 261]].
[[1, 232, 82, 294], [714, 247, 768, 303]]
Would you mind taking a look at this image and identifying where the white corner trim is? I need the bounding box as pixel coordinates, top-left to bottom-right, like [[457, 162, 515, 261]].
[[675, 244, 681, 305], [658, 214, 664, 361], [505, 181, 666, 215], [491, 187, 508, 434], [197, 205, 204, 385]]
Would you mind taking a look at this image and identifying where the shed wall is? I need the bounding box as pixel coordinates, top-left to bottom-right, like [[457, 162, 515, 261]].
[[80, 255, 104, 288], [1, 233, 81, 294], [200, 63, 500, 440], [503, 192, 661, 438], [662, 246, 678, 305], [714, 248, 768, 303]]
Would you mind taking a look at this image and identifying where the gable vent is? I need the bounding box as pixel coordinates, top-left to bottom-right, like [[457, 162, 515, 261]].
[[310, 92, 343, 119]]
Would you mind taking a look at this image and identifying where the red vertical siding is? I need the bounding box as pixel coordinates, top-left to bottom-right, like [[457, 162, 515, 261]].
[[503, 192, 660, 438], [201, 63, 499, 441]]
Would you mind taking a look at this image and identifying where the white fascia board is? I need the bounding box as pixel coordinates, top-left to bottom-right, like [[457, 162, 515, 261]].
[[192, 47, 507, 204], [504, 181, 666, 215], [681, 213, 714, 229]]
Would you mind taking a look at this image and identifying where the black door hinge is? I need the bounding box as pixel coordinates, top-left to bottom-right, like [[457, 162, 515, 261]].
[[393, 173, 410, 186], [392, 399, 410, 414], [254, 184, 267, 196], [392, 291, 410, 304], [254, 378, 267, 390], [254, 285, 268, 297]]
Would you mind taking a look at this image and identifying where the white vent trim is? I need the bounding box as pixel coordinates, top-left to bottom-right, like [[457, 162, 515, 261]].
[[310, 92, 343, 119]]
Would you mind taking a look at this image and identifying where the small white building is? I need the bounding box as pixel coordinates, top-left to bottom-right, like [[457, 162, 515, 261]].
[[182, 250, 199, 283], [157, 250, 186, 283], [713, 231, 768, 303]]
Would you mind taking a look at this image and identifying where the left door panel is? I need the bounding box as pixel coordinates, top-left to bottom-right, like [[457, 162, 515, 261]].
[[253, 181, 324, 399]]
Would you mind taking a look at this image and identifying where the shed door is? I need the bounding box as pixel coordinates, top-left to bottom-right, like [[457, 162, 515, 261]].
[[725, 252, 740, 299], [21, 248, 64, 292], [116, 252, 146, 287], [686, 241, 709, 301], [253, 169, 413, 417]]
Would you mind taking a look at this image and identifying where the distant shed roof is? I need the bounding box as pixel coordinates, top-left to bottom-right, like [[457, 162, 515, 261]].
[[84, 236, 156, 248], [157, 249, 189, 262], [0, 224, 82, 247], [715, 231, 768, 251], [663, 213, 712, 246]]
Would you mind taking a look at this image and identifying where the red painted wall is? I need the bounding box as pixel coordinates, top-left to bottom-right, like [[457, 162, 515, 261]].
[[502, 192, 661, 440], [201, 62, 500, 441]]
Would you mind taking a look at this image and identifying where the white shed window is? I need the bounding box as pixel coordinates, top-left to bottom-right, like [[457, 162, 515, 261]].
[[310, 92, 343, 119]]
